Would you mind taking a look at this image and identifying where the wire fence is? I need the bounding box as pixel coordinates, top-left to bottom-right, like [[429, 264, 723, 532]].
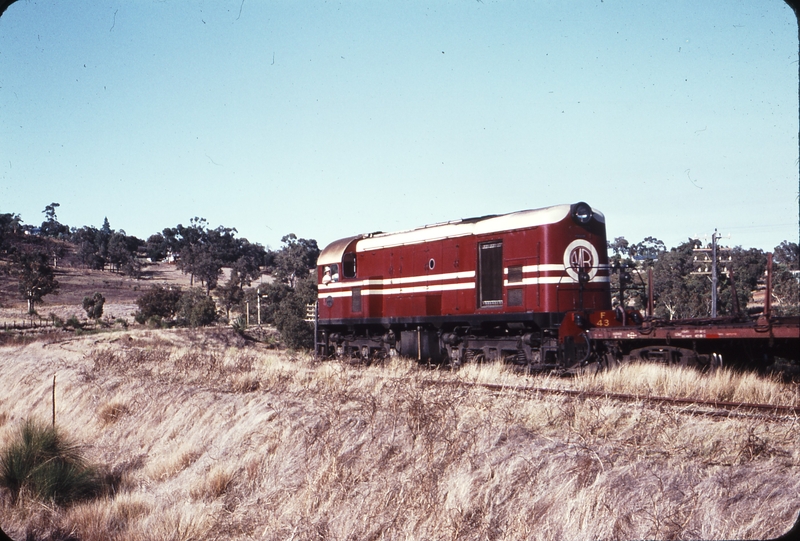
[[0, 318, 101, 331], [1, 318, 58, 331]]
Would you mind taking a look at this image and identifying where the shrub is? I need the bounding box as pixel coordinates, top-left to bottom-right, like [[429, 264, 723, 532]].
[[274, 274, 317, 349], [134, 285, 182, 324], [65, 315, 82, 329], [177, 288, 217, 327], [231, 315, 247, 336], [50, 313, 64, 328], [98, 401, 129, 425], [0, 419, 102, 505], [82, 292, 105, 320]]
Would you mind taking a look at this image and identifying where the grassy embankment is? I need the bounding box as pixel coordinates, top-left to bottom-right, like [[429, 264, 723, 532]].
[[0, 328, 798, 541]]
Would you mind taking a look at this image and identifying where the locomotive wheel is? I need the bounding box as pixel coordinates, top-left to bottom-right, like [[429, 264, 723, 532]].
[[370, 347, 389, 364], [345, 346, 365, 365]]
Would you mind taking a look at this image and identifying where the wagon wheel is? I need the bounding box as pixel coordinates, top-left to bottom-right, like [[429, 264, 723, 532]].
[[599, 351, 620, 372], [700, 352, 723, 372], [680, 351, 694, 367]]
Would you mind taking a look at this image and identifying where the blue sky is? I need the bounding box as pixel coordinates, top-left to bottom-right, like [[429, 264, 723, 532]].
[[1, 1, 797, 252]]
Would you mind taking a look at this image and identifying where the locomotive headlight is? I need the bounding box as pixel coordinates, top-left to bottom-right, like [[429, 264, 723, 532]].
[[571, 202, 594, 225]]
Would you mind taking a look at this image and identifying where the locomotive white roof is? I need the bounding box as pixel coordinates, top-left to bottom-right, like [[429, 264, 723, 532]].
[[318, 204, 604, 265], [317, 235, 361, 266]]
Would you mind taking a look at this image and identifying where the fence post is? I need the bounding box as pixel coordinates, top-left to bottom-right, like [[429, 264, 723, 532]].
[[52, 375, 56, 427]]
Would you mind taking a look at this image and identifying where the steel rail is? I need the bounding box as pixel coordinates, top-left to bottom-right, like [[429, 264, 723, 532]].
[[423, 379, 800, 418]]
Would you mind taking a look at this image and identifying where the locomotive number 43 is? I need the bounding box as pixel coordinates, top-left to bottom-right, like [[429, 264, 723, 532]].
[[594, 311, 611, 327]]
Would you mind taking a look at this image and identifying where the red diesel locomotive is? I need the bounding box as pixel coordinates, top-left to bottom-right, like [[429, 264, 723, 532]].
[[315, 202, 609, 368]]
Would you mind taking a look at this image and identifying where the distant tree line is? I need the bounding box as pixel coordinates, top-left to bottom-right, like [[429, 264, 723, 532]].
[[608, 237, 799, 319], [1, 203, 321, 346]]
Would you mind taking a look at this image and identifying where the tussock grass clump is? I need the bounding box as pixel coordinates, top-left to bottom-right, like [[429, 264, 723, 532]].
[[144, 447, 202, 481], [190, 466, 236, 501], [56, 494, 153, 541], [0, 418, 103, 505], [98, 401, 130, 425]]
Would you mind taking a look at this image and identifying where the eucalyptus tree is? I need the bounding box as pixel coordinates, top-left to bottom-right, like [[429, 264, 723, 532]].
[[15, 251, 59, 314]]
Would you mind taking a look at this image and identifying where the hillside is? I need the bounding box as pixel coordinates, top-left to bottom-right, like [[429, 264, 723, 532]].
[[0, 259, 243, 328], [0, 328, 798, 540]]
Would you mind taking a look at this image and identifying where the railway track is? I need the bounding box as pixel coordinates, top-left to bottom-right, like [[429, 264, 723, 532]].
[[425, 379, 800, 421], [31, 333, 800, 421]]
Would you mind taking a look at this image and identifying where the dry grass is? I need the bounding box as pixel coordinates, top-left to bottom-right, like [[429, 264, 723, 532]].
[[573, 363, 799, 406], [0, 328, 798, 540], [190, 466, 236, 501], [144, 447, 202, 482]]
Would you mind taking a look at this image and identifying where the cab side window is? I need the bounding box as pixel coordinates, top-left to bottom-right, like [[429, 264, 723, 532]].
[[343, 252, 357, 278]]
